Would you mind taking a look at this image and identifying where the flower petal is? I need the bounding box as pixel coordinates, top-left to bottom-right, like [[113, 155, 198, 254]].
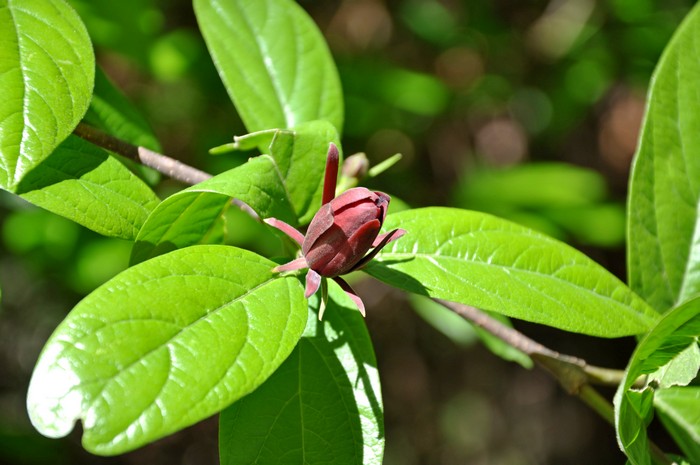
[[322, 143, 340, 205], [264, 218, 305, 246], [305, 269, 322, 298], [273, 257, 308, 273], [350, 228, 406, 272], [334, 277, 366, 316]]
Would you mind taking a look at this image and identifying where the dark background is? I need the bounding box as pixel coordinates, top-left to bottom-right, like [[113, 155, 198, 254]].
[[0, 0, 693, 463]]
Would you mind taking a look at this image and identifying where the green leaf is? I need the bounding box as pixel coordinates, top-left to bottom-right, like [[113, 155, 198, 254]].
[[656, 387, 700, 464], [614, 297, 700, 465], [268, 121, 340, 224], [364, 207, 658, 338], [84, 66, 161, 152], [131, 155, 295, 264], [220, 282, 383, 465], [16, 135, 159, 240], [647, 343, 699, 389], [207, 121, 339, 226], [0, 0, 94, 191], [194, 0, 344, 133], [627, 3, 700, 312], [27, 245, 307, 455]]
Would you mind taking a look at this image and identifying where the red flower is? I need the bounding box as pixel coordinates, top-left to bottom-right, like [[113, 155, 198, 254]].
[[264, 143, 405, 317]]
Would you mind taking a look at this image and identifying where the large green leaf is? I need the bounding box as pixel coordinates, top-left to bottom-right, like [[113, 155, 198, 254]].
[[131, 155, 295, 264], [220, 282, 383, 465], [17, 135, 160, 240], [364, 208, 658, 337], [614, 297, 700, 465], [194, 0, 344, 133], [627, 3, 700, 312], [0, 0, 94, 191], [27, 245, 307, 455]]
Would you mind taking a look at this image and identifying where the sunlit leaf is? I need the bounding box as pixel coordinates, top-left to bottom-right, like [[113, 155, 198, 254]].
[[365, 207, 658, 337], [267, 121, 340, 224], [131, 155, 295, 264], [27, 245, 307, 455], [628, 3, 700, 312], [220, 282, 383, 465], [194, 0, 343, 133], [0, 0, 94, 191], [17, 135, 159, 240]]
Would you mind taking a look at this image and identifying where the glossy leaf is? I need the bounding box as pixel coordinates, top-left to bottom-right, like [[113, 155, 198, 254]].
[[614, 297, 700, 465], [17, 135, 160, 240], [194, 0, 343, 133], [0, 0, 94, 191], [627, 3, 700, 312], [364, 207, 658, 337], [131, 155, 295, 264], [220, 282, 383, 465], [27, 245, 307, 455]]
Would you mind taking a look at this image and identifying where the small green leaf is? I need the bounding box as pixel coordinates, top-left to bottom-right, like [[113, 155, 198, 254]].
[[17, 135, 160, 240], [219, 282, 384, 465], [364, 207, 658, 338], [268, 121, 341, 224], [614, 298, 700, 465], [0, 0, 95, 191], [207, 121, 340, 225], [627, 3, 700, 311], [194, 0, 343, 133], [27, 245, 307, 455], [131, 155, 295, 264]]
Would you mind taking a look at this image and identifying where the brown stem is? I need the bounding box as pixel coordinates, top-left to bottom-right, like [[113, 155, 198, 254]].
[[434, 299, 671, 464], [74, 123, 212, 185]]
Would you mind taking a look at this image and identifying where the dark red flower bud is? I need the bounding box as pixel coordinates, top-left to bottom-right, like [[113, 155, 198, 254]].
[[264, 142, 406, 318], [302, 187, 389, 277]]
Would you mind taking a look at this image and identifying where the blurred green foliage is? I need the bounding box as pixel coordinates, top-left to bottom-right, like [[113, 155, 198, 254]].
[[0, 0, 694, 463]]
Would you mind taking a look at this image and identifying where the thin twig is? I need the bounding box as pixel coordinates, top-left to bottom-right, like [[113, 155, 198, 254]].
[[434, 298, 629, 387], [74, 123, 212, 185]]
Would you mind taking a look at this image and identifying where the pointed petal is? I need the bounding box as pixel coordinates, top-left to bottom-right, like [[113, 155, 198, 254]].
[[273, 257, 308, 273], [371, 228, 407, 247], [329, 187, 375, 211], [334, 277, 366, 316], [305, 269, 322, 298], [322, 143, 340, 205], [351, 228, 406, 272], [263, 218, 305, 246], [302, 203, 335, 254]]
